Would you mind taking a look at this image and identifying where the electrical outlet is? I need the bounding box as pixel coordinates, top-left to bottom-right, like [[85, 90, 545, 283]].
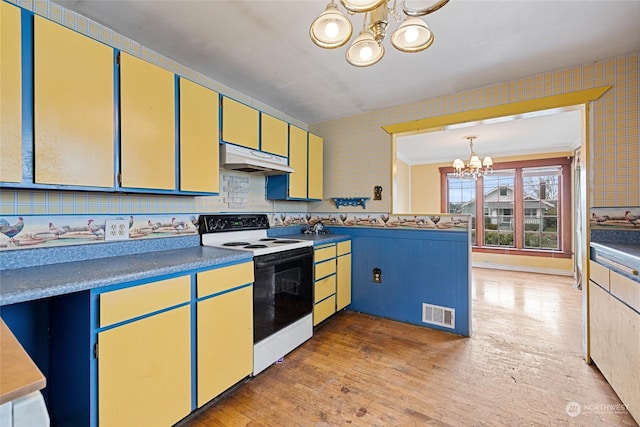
[[105, 219, 129, 241]]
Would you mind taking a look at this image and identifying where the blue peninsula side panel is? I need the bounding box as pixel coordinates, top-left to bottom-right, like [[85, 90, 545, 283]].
[[335, 227, 471, 337]]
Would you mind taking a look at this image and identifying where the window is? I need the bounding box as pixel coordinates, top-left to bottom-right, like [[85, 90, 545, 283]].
[[442, 157, 571, 256]]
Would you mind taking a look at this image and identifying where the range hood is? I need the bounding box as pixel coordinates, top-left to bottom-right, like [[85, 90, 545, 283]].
[[219, 144, 294, 176]]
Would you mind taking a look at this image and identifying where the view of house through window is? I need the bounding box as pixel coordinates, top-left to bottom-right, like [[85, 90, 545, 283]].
[[445, 160, 567, 253]]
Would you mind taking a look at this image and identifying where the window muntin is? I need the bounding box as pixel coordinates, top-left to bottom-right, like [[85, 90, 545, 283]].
[[522, 166, 561, 250], [482, 170, 515, 248]]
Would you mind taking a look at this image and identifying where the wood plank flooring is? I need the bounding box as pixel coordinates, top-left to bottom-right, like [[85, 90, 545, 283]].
[[182, 268, 637, 426]]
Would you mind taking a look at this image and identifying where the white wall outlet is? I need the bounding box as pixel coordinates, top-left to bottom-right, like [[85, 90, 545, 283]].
[[105, 219, 129, 241]]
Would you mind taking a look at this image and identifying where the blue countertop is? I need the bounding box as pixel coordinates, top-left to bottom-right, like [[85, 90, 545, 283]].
[[0, 231, 349, 307], [0, 246, 252, 306]]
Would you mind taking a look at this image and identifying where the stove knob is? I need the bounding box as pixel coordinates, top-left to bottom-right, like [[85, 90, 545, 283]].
[[216, 219, 226, 230], [258, 217, 268, 228]]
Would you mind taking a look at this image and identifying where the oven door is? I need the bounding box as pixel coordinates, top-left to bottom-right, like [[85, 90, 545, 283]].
[[253, 246, 313, 344]]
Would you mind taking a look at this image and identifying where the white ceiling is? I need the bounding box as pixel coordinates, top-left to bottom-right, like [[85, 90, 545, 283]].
[[54, 0, 640, 126]]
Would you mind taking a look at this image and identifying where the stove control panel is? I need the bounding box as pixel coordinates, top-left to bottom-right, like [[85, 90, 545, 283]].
[[199, 214, 270, 233]]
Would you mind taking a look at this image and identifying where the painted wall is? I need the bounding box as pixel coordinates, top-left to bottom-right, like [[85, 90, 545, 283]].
[[394, 158, 410, 213], [410, 162, 444, 213], [310, 51, 640, 213]]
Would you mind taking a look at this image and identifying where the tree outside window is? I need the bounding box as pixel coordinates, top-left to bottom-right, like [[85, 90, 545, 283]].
[[442, 157, 571, 255]]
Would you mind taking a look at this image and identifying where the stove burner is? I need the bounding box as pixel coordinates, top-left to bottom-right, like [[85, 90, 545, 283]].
[[273, 239, 301, 244], [259, 238, 277, 241], [245, 244, 268, 249], [223, 242, 250, 246]]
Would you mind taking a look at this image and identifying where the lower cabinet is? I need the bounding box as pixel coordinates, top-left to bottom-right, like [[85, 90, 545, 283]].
[[98, 307, 191, 426], [588, 260, 640, 423], [92, 261, 253, 426], [97, 276, 192, 427], [313, 240, 351, 326], [196, 263, 254, 407]]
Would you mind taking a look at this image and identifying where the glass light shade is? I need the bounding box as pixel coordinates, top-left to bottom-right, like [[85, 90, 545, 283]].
[[346, 30, 384, 67], [453, 158, 464, 170], [310, 3, 353, 49], [390, 17, 434, 52], [469, 155, 482, 169], [341, 0, 386, 13], [483, 156, 493, 167]]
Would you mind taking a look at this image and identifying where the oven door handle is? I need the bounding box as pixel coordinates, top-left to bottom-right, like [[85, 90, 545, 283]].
[[254, 251, 312, 268]]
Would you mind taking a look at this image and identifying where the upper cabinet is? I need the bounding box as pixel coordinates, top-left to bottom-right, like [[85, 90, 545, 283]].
[[179, 78, 219, 193], [0, 2, 22, 183], [260, 113, 288, 157], [221, 96, 259, 150], [287, 125, 309, 199], [266, 126, 323, 201], [33, 16, 115, 188], [119, 52, 175, 191], [307, 132, 323, 200]]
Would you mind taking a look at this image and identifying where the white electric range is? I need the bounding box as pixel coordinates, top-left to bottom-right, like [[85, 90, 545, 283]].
[[199, 214, 314, 375]]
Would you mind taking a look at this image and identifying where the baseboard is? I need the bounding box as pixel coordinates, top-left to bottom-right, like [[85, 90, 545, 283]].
[[472, 262, 574, 277]]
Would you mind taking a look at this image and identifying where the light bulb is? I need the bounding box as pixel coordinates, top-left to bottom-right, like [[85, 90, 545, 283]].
[[359, 46, 373, 60], [404, 27, 419, 43], [324, 21, 339, 39]]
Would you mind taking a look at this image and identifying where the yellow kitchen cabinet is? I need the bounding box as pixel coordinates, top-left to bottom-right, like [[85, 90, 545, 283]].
[[197, 262, 253, 407], [336, 240, 352, 311], [313, 243, 337, 326], [307, 132, 324, 200], [33, 16, 114, 187], [287, 125, 308, 199], [266, 127, 323, 201], [221, 96, 259, 149], [260, 113, 288, 157], [0, 1, 22, 183], [179, 78, 219, 193], [97, 276, 191, 427], [120, 52, 175, 190], [313, 240, 352, 325]]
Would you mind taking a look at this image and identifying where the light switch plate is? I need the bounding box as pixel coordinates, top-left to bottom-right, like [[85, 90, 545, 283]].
[[104, 219, 129, 241]]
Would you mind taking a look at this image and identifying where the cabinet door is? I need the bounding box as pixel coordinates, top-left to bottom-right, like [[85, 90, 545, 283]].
[[307, 133, 323, 200], [120, 52, 175, 190], [0, 2, 22, 183], [221, 97, 258, 149], [179, 78, 219, 193], [34, 16, 114, 187], [197, 286, 253, 407], [288, 125, 308, 199], [337, 253, 352, 311], [260, 113, 288, 157], [98, 306, 191, 427]]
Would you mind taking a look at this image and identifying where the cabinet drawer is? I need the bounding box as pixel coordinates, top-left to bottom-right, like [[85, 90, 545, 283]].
[[315, 274, 336, 303], [100, 276, 190, 327], [315, 259, 336, 280], [197, 262, 254, 298], [337, 240, 351, 256], [590, 260, 610, 291], [610, 270, 640, 312], [315, 245, 336, 262], [314, 295, 336, 326]]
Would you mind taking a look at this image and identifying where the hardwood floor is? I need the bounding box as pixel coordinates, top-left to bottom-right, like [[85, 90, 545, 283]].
[[183, 268, 637, 426]]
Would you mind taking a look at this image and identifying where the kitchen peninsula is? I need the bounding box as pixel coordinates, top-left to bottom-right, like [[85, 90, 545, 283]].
[[0, 222, 470, 426]]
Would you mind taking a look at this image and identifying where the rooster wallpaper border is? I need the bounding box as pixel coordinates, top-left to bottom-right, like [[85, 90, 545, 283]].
[[0, 212, 471, 251]]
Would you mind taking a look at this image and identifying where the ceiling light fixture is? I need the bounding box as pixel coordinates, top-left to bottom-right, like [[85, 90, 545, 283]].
[[452, 136, 493, 180], [310, 0, 449, 67]]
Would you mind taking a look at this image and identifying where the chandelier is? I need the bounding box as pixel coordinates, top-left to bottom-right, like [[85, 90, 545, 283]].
[[452, 136, 493, 180], [309, 0, 449, 67]]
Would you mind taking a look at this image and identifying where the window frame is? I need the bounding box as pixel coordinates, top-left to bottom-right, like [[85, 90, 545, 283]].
[[440, 156, 572, 258]]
